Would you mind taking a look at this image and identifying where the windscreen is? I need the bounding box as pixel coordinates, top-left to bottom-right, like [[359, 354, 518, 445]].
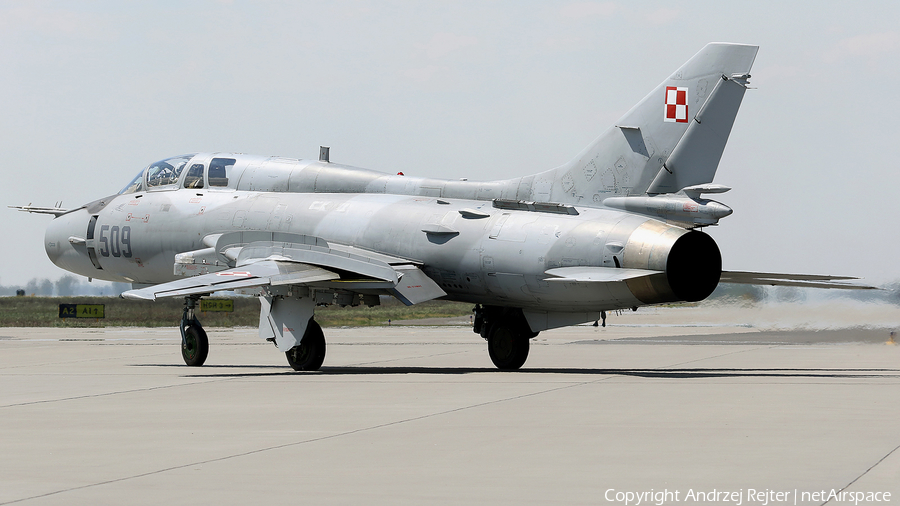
[[119, 169, 145, 194]]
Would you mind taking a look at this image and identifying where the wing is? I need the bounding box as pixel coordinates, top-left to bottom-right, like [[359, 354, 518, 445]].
[[122, 232, 447, 304], [122, 260, 341, 300], [543, 266, 659, 282], [719, 271, 876, 290]]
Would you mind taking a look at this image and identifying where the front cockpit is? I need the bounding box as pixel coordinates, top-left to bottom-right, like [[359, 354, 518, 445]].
[[119, 154, 240, 195], [41, 153, 249, 284]]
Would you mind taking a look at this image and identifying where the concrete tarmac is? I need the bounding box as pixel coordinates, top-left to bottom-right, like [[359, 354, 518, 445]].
[[1, 304, 899, 505]]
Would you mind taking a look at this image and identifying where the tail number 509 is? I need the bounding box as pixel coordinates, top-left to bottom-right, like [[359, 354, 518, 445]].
[[98, 225, 133, 258]]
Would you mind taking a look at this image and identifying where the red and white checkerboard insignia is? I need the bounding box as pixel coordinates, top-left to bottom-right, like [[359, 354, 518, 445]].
[[216, 271, 252, 277], [664, 86, 689, 123]]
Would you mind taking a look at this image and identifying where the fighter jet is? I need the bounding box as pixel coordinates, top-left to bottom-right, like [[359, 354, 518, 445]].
[[12, 43, 870, 371]]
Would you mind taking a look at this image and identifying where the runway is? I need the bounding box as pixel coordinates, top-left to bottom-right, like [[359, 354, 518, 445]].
[[1, 304, 899, 505]]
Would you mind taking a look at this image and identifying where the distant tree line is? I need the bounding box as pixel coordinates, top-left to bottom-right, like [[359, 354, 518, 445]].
[[2, 274, 898, 304], [0, 275, 131, 297]]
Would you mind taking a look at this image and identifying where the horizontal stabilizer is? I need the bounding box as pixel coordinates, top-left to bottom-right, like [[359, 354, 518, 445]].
[[719, 271, 876, 290], [544, 266, 659, 283]]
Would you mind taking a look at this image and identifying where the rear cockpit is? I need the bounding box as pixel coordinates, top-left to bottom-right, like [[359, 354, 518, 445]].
[[119, 154, 240, 195]]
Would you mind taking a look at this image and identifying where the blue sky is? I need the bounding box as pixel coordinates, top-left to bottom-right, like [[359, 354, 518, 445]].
[[2, 1, 898, 286]]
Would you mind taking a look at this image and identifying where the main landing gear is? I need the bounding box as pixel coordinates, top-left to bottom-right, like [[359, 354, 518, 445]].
[[285, 318, 326, 371], [473, 305, 538, 370], [180, 296, 208, 366], [177, 295, 327, 371]]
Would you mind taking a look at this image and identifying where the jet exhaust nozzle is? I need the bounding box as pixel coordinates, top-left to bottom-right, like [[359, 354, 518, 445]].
[[620, 221, 721, 304]]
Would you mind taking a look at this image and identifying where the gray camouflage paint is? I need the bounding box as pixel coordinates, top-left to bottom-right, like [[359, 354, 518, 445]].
[[40, 43, 758, 348]]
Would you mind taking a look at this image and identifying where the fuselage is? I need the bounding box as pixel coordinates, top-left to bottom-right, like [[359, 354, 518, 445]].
[[44, 153, 721, 313]]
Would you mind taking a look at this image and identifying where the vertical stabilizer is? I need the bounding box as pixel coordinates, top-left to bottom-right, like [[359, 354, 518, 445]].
[[528, 43, 758, 204]]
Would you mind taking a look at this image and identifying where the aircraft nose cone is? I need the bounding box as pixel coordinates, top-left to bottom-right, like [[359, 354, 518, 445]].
[[44, 209, 95, 277], [44, 215, 68, 265]]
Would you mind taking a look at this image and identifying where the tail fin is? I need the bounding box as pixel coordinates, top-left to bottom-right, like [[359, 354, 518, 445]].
[[532, 43, 758, 203]]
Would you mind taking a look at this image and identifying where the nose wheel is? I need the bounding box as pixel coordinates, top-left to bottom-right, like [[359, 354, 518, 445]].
[[182, 325, 209, 366]]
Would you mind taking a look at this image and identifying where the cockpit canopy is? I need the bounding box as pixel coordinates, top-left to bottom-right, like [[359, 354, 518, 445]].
[[119, 154, 239, 194]]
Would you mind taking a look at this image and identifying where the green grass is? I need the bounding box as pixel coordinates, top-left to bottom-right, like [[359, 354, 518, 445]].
[[0, 296, 474, 328], [315, 299, 473, 327]]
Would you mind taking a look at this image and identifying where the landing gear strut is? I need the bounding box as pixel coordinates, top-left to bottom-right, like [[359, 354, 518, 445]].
[[180, 296, 208, 366], [285, 318, 326, 371], [474, 305, 537, 370]]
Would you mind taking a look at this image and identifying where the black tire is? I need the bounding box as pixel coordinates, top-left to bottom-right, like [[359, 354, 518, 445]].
[[285, 319, 326, 371], [488, 325, 529, 370], [182, 325, 209, 367]]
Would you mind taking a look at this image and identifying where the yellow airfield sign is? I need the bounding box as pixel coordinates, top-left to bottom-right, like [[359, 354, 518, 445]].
[[200, 299, 234, 312], [58, 304, 105, 319]]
